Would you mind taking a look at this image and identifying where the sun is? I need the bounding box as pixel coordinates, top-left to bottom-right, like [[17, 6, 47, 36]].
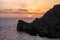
[[28, 15, 32, 17]]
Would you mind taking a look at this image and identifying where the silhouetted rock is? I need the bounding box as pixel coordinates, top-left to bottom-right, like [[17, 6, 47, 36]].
[[17, 4, 60, 38], [17, 20, 37, 36], [31, 4, 60, 38]]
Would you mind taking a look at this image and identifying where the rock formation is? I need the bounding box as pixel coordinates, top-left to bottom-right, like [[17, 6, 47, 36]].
[[17, 20, 37, 36], [17, 4, 60, 38]]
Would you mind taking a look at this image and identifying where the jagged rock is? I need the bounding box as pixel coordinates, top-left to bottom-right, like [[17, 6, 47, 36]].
[[17, 4, 60, 38], [17, 20, 37, 36], [17, 20, 30, 31], [31, 4, 60, 38]]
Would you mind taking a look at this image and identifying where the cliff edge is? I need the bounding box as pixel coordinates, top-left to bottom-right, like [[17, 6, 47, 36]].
[[17, 4, 60, 38]]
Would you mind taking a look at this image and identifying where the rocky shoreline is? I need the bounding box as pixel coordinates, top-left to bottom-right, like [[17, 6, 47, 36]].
[[17, 4, 60, 38]]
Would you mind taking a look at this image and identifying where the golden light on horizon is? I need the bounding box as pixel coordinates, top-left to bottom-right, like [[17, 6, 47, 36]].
[[28, 15, 32, 18], [0, 0, 60, 18], [0, 13, 44, 18]]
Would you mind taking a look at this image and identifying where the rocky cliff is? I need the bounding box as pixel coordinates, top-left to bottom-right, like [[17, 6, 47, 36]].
[[17, 4, 60, 38]]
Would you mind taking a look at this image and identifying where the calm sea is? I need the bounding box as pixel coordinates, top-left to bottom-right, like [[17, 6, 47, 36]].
[[0, 18, 60, 40]]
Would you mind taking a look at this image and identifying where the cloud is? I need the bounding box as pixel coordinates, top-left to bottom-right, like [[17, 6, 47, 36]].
[[0, 0, 60, 12]]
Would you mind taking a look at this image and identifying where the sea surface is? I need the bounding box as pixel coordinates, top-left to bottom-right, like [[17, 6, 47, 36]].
[[0, 18, 60, 40]]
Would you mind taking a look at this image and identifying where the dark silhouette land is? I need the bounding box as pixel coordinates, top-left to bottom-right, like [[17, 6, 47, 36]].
[[17, 4, 60, 38]]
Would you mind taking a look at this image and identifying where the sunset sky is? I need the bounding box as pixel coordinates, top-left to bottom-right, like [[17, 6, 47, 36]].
[[0, 0, 60, 18]]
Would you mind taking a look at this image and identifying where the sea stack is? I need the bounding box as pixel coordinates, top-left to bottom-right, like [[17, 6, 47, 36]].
[[17, 4, 60, 38]]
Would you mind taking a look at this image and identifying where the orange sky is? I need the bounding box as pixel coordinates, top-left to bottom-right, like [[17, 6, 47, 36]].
[[0, 13, 44, 18], [0, 0, 60, 12], [0, 0, 60, 18]]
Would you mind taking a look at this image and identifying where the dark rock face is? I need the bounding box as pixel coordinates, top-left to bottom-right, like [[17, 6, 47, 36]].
[[17, 4, 60, 38], [17, 20, 37, 36]]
